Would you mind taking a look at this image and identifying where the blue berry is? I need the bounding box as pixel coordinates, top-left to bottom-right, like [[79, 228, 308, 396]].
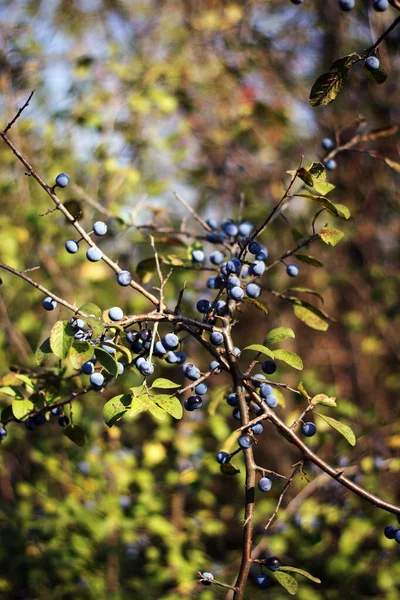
[[221, 220, 238, 237], [25, 417, 36, 431], [258, 477, 273, 492], [165, 351, 178, 364], [233, 346, 241, 357], [251, 422, 263, 435], [81, 361, 95, 374], [201, 572, 214, 585], [302, 422, 317, 437], [58, 415, 69, 427], [384, 525, 398, 539], [229, 286, 244, 301], [207, 231, 225, 243], [266, 394, 278, 409], [248, 241, 262, 255], [210, 331, 224, 346], [135, 356, 146, 369], [174, 351, 187, 364], [197, 299, 212, 314], [117, 362, 124, 375], [55, 173, 69, 188], [86, 247, 103, 262], [395, 530, 400, 544], [262, 360, 276, 375], [246, 283, 261, 298], [138, 361, 154, 377], [0, 426, 7, 440], [215, 300, 226, 314], [266, 556, 281, 571], [34, 413, 46, 426], [184, 395, 203, 410], [227, 275, 241, 288], [260, 384, 273, 398], [209, 250, 225, 265], [238, 221, 254, 236], [226, 393, 238, 407], [207, 277, 217, 289], [253, 374, 266, 387], [192, 249, 205, 262], [255, 574, 271, 589], [250, 260, 265, 277], [241, 265, 250, 278], [226, 258, 242, 274], [90, 372, 104, 389], [338, 0, 355, 10], [50, 406, 62, 416], [365, 55, 380, 70], [195, 383, 208, 395], [43, 296, 57, 311], [373, 0, 389, 11], [255, 247, 268, 261], [321, 138, 335, 151], [163, 333, 179, 350], [101, 343, 116, 354], [238, 434, 254, 449], [65, 240, 79, 254], [117, 270, 132, 286], [210, 360, 222, 374], [232, 407, 241, 420], [206, 218, 218, 231], [108, 306, 123, 321], [286, 264, 299, 277], [216, 451, 230, 464], [93, 221, 107, 236]]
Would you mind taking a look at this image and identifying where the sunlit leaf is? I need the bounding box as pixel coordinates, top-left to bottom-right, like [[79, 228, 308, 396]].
[[315, 412, 356, 446], [311, 394, 337, 407], [280, 566, 321, 584], [78, 303, 102, 318], [293, 302, 330, 331], [272, 571, 299, 595], [243, 297, 268, 315], [273, 349, 303, 370], [242, 344, 274, 359], [103, 394, 132, 427], [264, 327, 295, 345], [319, 226, 344, 246], [69, 342, 94, 369], [151, 378, 181, 390], [153, 393, 183, 419], [12, 398, 34, 421], [50, 320, 75, 360]]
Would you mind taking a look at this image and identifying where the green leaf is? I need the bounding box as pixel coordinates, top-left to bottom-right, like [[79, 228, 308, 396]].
[[35, 337, 53, 365], [319, 226, 344, 246], [94, 347, 118, 377], [220, 463, 240, 476], [243, 297, 268, 315], [103, 394, 132, 427], [293, 302, 330, 331], [147, 402, 166, 420], [86, 317, 104, 338], [334, 204, 351, 220], [151, 378, 181, 390], [78, 303, 102, 318], [315, 412, 356, 446], [273, 349, 303, 370], [295, 254, 323, 267], [264, 327, 295, 345], [280, 566, 321, 584], [153, 394, 183, 419], [69, 342, 94, 369], [50, 320, 75, 360], [296, 193, 339, 216], [136, 257, 157, 283], [297, 382, 309, 398], [114, 344, 133, 363], [242, 344, 274, 359], [165, 254, 185, 266], [363, 64, 387, 84], [15, 374, 36, 392], [311, 394, 337, 407], [272, 571, 299, 595], [128, 394, 150, 419], [288, 287, 324, 304], [64, 424, 86, 447], [12, 398, 34, 421], [309, 66, 348, 107], [0, 386, 24, 399], [307, 162, 335, 196]]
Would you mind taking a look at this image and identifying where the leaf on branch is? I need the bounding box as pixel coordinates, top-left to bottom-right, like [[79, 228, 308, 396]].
[[363, 64, 388, 84], [50, 320, 75, 360], [220, 463, 240, 476], [78, 302, 102, 318], [309, 54, 356, 107], [319, 226, 344, 246], [0, 385, 24, 399], [69, 342, 94, 369], [152, 393, 183, 419], [272, 571, 299, 595], [243, 344, 274, 359], [307, 162, 335, 196], [311, 393, 337, 407], [35, 337, 53, 365], [297, 382, 309, 398], [243, 297, 268, 315], [94, 346, 118, 376], [315, 412, 356, 446], [292, 301, 330, 331], [15, 374, 36, 392], [136, 257, 157, 283], [264, 327, 295, 345], [64, 424, 86, 447], [12, 398, 34, 421], [288, 287, 324, 304], [151, 378, 181, 390], [273, 349, 303, 371], [384, 158, 400, 173], [334, 204, 351, 220], [86, 316, 104, 338], [295, 254, 323, 267], [279, 566, 321, 584], [103, 394, 132, 427], [164, 254, 185, 267]]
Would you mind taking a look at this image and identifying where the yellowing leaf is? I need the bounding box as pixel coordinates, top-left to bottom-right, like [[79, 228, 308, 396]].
[[273, 349, 303, 370], [319, 226, 344, 246]]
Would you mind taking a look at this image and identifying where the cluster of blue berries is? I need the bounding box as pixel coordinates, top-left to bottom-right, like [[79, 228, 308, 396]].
[[338, 0, 389, 11], [24, 406, 69, 432], [384, 524, 400, 544]]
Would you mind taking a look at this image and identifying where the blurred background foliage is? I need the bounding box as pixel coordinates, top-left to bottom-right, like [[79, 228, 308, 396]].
[[0, 0, 400, 598]]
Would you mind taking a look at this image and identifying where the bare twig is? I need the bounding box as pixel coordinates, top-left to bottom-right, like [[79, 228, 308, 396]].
[[4, 90, 35, 133]]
